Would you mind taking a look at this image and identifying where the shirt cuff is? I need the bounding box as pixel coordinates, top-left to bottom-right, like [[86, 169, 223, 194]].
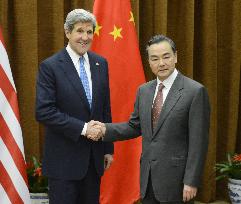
[[81, 123, 87, 136]]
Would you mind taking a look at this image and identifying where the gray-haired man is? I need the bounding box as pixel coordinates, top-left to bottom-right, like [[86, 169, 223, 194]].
[[36, 9, 113, 204], [88, 35, 210, 204]]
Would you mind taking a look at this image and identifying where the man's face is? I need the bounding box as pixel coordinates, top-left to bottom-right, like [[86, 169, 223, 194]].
[[148, 41, 177, 81], [65, 21, 94, 55]]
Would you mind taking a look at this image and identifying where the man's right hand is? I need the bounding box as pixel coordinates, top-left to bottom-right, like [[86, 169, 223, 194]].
[[86, 120, 106, 141]]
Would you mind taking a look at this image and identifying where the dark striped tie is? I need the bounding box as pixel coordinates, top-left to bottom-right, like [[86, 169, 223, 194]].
[[152, 83, 165, 130]]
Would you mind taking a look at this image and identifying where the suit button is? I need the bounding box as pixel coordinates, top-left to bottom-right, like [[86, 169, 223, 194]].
[[152, 159, 156, 162]]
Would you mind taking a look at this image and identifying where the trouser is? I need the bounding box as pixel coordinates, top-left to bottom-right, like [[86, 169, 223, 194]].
[[48, 154, 100, 204], [142, 171, 194, 204]]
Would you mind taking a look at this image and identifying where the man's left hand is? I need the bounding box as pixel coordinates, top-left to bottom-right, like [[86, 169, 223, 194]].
[[104, 154, 113, 170], [183, 184, 197, 202]]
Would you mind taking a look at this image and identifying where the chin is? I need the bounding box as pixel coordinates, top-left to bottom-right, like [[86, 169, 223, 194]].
[[78, 50, 87, 55], [158, 75, 168, 81]]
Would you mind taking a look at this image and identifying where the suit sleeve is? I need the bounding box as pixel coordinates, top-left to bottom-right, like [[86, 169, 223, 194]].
[[183, 86, 210, 187], [104, 88, 142, 142], [102, 59, 114, 154], [35, 61, 84, 142]]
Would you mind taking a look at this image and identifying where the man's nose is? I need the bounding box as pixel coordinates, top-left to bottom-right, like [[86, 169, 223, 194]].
[[81, 32, 88, 40], [158, 59, 165, 66]]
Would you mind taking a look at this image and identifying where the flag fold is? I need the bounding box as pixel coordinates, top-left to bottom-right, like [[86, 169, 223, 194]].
[[92, 1, 145, 203], [0, 26, 31, 204]]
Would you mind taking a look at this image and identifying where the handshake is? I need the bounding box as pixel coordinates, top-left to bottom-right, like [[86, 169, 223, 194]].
[[85, 120, 106, 141]]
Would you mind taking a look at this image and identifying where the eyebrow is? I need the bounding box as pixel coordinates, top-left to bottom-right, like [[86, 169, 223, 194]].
[[163, 52, 171, 56], [149, 52, 171, 58], [149, 55, 158, 58]]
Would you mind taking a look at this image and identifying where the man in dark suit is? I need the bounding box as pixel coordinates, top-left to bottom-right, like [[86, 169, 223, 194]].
[[35, 9, 113, 204], [89, 35, 210, 203]]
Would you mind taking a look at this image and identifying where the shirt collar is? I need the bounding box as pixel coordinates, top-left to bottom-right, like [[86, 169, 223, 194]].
[[156, 68, 178, 89], [66, 44, 89, 65]]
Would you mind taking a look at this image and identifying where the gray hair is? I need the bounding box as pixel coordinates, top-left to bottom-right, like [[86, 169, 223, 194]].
[[64, 9, 96, 32], [146, 34, 176, 53]]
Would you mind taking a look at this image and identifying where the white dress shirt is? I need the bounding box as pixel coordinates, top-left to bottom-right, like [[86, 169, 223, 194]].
[[66, 44, 92, 136], [153, 69, 178, 105], [66, 44, 92, 97]]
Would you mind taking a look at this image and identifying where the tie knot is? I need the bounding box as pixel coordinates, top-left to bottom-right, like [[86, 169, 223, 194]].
[[80, 56, 84, 64], [158, 83, 165, 91]]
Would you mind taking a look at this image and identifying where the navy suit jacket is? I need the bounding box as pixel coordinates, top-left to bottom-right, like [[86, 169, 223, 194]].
[[36, 48, 113, 180]]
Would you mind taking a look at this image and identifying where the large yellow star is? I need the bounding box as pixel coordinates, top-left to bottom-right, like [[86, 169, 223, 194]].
[[109, 25, 123, 41], [94, 21, 102, 36], [129, 11, 135, 25]]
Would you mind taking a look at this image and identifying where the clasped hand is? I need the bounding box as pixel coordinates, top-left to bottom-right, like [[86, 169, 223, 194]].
[[86, 120, 106, 141]]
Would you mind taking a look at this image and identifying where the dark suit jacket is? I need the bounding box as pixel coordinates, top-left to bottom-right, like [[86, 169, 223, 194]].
[[36, 48, 113, 180], [104, 72, 210, 202]]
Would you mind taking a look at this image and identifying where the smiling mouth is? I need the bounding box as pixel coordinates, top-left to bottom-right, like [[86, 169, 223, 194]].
[[79, 42, 89, 46], [159, 69, 168, 72]]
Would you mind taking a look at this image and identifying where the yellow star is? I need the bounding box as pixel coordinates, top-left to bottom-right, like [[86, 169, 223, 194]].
[[94, 21, 102, 36], [109, 25, 123, 41], [129, 11, 135, 25]]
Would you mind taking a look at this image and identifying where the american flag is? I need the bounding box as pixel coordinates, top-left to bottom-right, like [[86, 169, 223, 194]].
[[0, 27, 31, 203]]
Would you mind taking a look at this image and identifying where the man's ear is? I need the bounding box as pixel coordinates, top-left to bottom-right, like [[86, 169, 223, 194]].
[[65, 29, 70, 39], [175, 51, 177, 63]]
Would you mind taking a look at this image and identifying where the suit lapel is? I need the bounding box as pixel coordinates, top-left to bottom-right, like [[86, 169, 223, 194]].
[[145, 81, 157, 139], [59, 49, 90, 111], [152, 73, 184, 138], [88, 52, 100, 117]]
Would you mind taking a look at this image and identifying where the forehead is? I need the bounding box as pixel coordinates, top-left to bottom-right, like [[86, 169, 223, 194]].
[[73, 21, 93, 30], [148, 41, 174, 56]]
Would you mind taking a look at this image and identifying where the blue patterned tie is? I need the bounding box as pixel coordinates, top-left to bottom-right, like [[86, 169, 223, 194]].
[[79, 56, 91, 108]]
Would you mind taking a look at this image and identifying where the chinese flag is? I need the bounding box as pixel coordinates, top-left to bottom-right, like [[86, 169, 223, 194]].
[[92, 0, 145, 203]]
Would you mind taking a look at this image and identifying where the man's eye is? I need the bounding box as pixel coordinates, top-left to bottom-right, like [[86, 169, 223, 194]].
[[87, 31, 93, 35]]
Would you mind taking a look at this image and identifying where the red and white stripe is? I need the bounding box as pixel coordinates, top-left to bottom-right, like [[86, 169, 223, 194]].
[[0, 27, 31, 204]]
